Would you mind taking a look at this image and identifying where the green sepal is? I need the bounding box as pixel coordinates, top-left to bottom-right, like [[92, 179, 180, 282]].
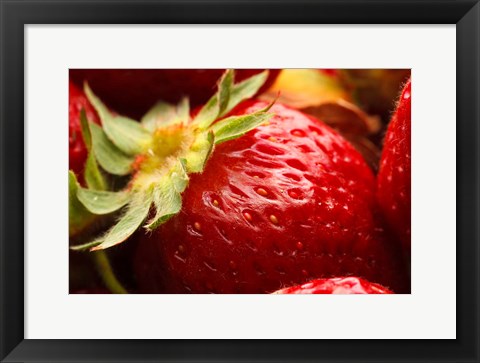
[[193, 94, 218, 130], [171, 158, 189, 192], [141, 101, 178, 132], [193, 70, 269, 129], [176, 97, 190, 126], [141, 98, 191, 132], [79, 110, 107, 190], [77, 188, 131, 215], [210, 102, 274, 145], [104, 115, 153, 155], [88, 187, 154, 251], [84, 83, 152, 155], [90, 122, 134, 176], [144, 160, 189, 230], [223, 70, 269, 117], [217, 69, 233, 117], [184, 130, 215, 173], [68, 171, 96, 237], [70, 239, 104, 251]]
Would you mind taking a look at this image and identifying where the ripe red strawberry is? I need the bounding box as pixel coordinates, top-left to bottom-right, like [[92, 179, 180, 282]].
[[377, 79, 411, 256], [70, 69, 280, 119], [134, 100, 407, 294], [273, 276, 392, 294], [69, 81, 100, 177]]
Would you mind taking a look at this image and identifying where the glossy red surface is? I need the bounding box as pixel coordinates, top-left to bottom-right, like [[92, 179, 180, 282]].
[[135, 101, 408, 294], [377, 79, 411, 256]]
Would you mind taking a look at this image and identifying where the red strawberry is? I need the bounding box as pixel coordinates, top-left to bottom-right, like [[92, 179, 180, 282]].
[[273, 276, 392, 294], [134, 100, 407, 293], [70, 69, 280, 119], [377, 79, 411, 256], [69, 81, 100, 177]]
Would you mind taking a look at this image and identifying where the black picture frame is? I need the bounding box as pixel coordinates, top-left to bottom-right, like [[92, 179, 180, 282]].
[[1, 1, 479, 362]]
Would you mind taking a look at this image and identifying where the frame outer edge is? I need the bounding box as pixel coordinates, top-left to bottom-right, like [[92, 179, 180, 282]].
[[457, 2, 480, 361], [0, 1, 25, 362], [0, 0, 479, 362]]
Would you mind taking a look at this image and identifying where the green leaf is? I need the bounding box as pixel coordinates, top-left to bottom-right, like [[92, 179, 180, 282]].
[[77, 188, 131, 215], [141, 101, 178, 132], [89, 189, 154, 251], [221, 70, 269, 117], [184, 130, 215, 173], [192, 69, 235, 129], [170, 159, 189, 193], [70, 239, 104, 251], [80, 109, 93, 147], [176, 97, 191, 126], [141, 98, 191, 132], [192, 93, 218, 129], [217, 69, 234, 117], [84, 83, 152, 155], [84, 154, 107, 191], [104, 115, 153, 155], [69, 171, 96, 237], [90, 123, 134, 176], [145, 160, 189, 230], [80, 110, 107, 191], [83, 83, 110, 121], [193, 70, 269, 129], [210, 109, 273, 145]]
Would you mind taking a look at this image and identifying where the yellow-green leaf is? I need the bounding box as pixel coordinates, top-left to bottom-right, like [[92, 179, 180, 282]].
[[90, 189, 154, 251], [90, 123, 134, 176], [184, 131, 215, 173], [85, 83, 152, 155], [210, 111, 273, 145], [77, 188, 131, 215], [144, 160, 189, 230], [79, 110, 107, 191], [217, 69, 234, 117], [222, 70, 269, 116], [68, 171, 96, 237]]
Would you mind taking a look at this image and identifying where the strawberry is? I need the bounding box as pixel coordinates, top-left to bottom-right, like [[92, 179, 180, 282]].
[[377, 79, 411, 256], [69, 70, 407, 294], [273, 277, 392, 294], [70, 69, 279, 119], [134, 102, 407, 294], [69, 81, 100, 177]]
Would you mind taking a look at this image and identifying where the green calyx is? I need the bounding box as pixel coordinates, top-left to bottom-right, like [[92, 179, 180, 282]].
[[70, 70, 275, 251]]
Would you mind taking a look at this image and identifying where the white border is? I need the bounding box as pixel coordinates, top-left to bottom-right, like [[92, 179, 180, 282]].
[[25, 25, 456, 339]]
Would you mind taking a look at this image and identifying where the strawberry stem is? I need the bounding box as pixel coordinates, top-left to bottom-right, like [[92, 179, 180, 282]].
[[92, 250, 128, 294]]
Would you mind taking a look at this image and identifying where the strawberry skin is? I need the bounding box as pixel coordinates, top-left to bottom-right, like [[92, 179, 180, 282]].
[[135, 101, 407, 294], [273, 277, 392, 294], [69, 81, 100, 177], [70, 69, 280, 119], [377, 79, 411, 255]]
